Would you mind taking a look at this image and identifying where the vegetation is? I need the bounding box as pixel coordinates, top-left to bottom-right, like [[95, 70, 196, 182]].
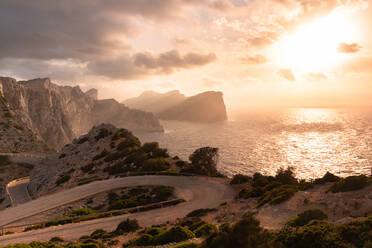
[[313, 172, 340, 185], [327, 175, 372, 193], [182, 147, 222, 176], [0, 155, 10, 167], [56, 174, 71, 186], [230, 174, 251, 185], [115, 218, 140, 234], [95, 128, 110, 141], [194, 223, 217, 237], [77, 136, 89, 144], [186, 208, 217, 218], [286, 209, 328, 227]]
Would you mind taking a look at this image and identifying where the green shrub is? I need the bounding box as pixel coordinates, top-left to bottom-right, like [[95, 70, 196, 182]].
[[327, 175, 371, 193], [194, 223, 217, 237], [176, 161, 187, 168], [77, 136, 89, 144], [286, 209, 328, 227], [152, 226, 195, 245], [186, 208, 217, 218], [49, 236, 64, 242], [103, 152, 122, 162], [337, 216, 372, 247], [252, 173, 272, 187], [230, 174, 251, 185], [142, 158, 169, 171], [145, 227, 165, 236], [117, 136, 141, 150], [314, 172, 340, 185], [134, 234, 153, 246], [104, 161, 129, 175], [257, 185, 298, 207], [56, 174, 71, 186], [69, 208, 94, 217], [152, 186, 174, 201], [90, 229, 110, 239], [115, 219, 140, 234], [81, 163, 94, 173], [93, 149, 109, 161], [95, 128, 110, 141], [275, 167, 298, 185], [0, 155, 10, 167], [171, 242, 200, 248]]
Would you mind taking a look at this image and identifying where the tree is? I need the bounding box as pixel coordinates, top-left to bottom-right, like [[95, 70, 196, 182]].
[[186, 147, 220, 176]]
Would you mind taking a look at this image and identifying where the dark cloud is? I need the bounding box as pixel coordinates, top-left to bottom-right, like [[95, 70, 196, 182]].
[[338, 42, 362, 53], [88, 50, 217, 80], [278, 68, 296, 81], [0, 0, 225, 61], [241, 54, 267, 65], [307, 72, 328, 81]]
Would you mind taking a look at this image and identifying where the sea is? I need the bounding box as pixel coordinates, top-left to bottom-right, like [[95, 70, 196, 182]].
[[134, 108, 372, 179]]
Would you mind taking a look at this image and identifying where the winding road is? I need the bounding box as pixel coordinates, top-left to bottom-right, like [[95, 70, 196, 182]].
[[6, 178, 31, 206], [0, 175, 234, 245]]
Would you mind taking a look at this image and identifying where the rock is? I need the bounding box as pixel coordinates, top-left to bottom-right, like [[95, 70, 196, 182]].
[[0, 77, 163, 151], [157, 91, 228, 122], [123, 90, 228, 122], [85, 88, 98, 100]]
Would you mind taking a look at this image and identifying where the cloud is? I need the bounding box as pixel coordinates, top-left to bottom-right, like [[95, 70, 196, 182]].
[[88, 50, 217, 80], [241, 54, 267, 65], [278, 68, 296, 81], [247, 32, 280, 48], [338, 42, 362, 53], [306, 72, 328, 81]]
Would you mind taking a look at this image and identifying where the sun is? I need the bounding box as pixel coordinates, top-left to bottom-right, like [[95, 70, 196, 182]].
[[274, 11, 356, 73]]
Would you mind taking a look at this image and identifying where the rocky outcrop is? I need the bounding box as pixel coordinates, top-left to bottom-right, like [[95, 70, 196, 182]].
[[122, 90, 186, 114], [157, 91, 228, 122], [85, 88, 98, 100], [124, 90, 228, 122], [0, 77, 163, 151]]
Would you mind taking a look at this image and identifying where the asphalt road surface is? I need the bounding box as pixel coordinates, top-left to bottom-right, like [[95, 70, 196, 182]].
[[0, 175, 234, 245], [6, 178, 31, 206]]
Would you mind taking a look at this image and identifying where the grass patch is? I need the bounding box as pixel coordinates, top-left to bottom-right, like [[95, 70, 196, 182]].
[[327, 175, 372, 193], [286, 209, 328, 227]]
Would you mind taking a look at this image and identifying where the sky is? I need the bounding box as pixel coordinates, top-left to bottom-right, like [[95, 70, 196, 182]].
[[0, 0, 371, 109]]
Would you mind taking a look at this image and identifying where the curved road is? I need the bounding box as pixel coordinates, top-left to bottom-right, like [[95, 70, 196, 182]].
[[0, 176, 234, 245], [6, 178, 31, 206]]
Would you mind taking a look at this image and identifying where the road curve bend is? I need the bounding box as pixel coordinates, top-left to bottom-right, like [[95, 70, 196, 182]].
[[0, 176, 234, 245], [6, 178, 32, 206]]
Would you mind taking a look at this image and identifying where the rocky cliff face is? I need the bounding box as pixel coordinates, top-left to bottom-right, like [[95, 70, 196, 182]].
[[157, 91, 228, 122], [124, 90, 228, 122], [0, 77, 163, 151], [122, 90, 186, 114]]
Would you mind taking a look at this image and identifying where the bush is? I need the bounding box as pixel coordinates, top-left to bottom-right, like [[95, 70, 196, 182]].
[[135, 234, 153, 246], [186, 208, 217, 218], [152, 186, 174, 201], [81, 163, 94, 173], [95, 128, 110, 141], [176, 161, 187, 168], [145, 227, 165, 236], [117, 136, 141, 150], [152, 226, 195, 245], [252, 173, 272, 187], [275, 167, 298, 185], [90, 229, 110, 239], [184, 147, 220, 177], [142, 158, 169, 171], [56, 174, 71, 186], [69, 208, 94, 217], [93, 149, 109, 161], [50, 236, 64, 242], [0, 155, 10, 167], [171, 243, 200, 248], [194, 223, 217, 237], [230, 174, 251, 185], [314, 172, 340, 185], [103, 152, 122, 162], [286, 209, 328, 227], [115, 219, 140, 234], [327, 175, 371, 193], [77, 136, 89, 144], [257, 185, 298, 207]]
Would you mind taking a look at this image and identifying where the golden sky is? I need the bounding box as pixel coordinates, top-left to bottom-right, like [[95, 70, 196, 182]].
[[0, 0, 371, 108]]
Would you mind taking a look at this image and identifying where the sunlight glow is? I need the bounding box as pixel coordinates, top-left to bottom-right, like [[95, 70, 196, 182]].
[[275, 11, 356, 73]]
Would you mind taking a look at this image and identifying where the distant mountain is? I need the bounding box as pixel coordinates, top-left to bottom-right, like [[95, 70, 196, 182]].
[[123, 90, 186, 114], [123, 90, 228, 122], [0, 77, 163, 151]]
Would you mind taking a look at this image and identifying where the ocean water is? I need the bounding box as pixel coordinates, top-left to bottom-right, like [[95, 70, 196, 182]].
[[134, 108, 372, 179]]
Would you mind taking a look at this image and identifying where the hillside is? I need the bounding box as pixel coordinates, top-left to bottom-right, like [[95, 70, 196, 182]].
[[0, 77, 163, 151], [123, 90, 228, 122], [29, 124, 181, 197], [122, 90, 186, 114]]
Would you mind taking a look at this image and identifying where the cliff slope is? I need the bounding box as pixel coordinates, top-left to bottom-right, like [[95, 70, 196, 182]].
[[158, 91, 228, 122], [122, 90, 186, 114], [0, 77, 163, 151], [123, 90, 228, 122]]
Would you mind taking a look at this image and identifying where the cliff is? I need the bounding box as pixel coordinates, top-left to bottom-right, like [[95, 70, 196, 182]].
[[123, 90, 228, 122], [122, 90, 186, 114], [0, 77, 163, 151], [157, 91, 228, 122]]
